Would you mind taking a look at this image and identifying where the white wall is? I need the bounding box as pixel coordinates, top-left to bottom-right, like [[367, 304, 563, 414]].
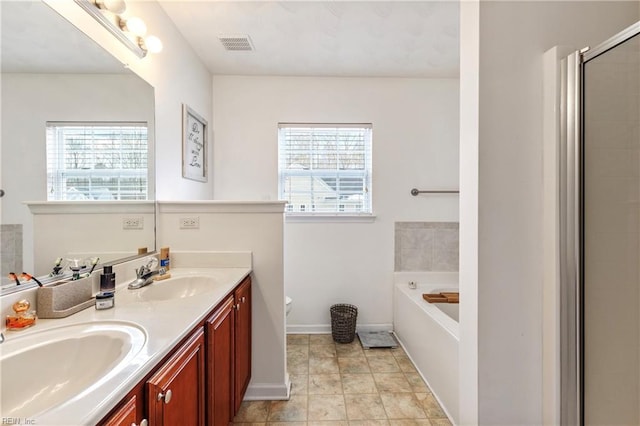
[[28, 202, 155, 275], [459, 1, 638, 424], [458, 2, 479, 424], [1, 73, 154, 275], [212, 76, 459, 331], [157, 201, 288, 400], [44, 0, 213, 200]]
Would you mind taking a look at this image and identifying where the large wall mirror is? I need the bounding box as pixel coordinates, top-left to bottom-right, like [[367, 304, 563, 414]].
[[0, 1, 155, 292]]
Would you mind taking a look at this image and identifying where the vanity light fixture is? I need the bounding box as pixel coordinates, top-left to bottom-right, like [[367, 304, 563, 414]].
[[142, 35, 163, 54], [74, 0, 163, 58], [95, 0, 126, 15], [120, 16, 147, 37]]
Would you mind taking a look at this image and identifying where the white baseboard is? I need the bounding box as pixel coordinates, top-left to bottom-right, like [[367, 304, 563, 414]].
[[286, 323, 393, 334], [244, 379, 291, 401]]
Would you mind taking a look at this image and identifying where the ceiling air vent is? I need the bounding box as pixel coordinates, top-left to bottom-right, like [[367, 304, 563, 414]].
[[218, 35, 254, 51]]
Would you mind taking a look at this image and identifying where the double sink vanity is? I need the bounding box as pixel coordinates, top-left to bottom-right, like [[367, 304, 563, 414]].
[[1, 3, 287, 424], [0, 262, 252, 425]]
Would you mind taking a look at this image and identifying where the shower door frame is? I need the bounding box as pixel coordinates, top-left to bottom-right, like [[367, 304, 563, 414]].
[[561, 20, 640, 426]]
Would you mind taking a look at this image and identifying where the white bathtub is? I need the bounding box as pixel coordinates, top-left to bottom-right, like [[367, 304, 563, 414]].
[[393, 273, 459, 424]]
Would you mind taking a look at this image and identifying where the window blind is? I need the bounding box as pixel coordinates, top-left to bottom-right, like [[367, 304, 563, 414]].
[[46, 123, 148, 201], [278, 123, 372, 214]]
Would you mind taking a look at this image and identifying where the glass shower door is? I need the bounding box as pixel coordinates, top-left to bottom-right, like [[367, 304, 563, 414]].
[[582, 30, 640, 425]]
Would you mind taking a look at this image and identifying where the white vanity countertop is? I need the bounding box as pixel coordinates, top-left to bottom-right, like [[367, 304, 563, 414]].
[[1, 266, 251, 425]]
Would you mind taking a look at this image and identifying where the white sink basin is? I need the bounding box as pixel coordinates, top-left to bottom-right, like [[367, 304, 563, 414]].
[[0, 321, 146, 419], [131, 275, 220, 302]]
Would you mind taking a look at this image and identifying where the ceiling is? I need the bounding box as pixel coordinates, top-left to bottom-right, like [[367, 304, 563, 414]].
[[159, 1, 460, 78], [1, 1, 126, 73]]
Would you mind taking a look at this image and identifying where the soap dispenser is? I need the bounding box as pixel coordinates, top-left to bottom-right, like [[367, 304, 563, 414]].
[[96, 265, 116, 310]]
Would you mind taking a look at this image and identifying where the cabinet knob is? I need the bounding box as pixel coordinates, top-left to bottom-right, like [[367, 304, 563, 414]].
[[234, 304, 240, 311], [158, 389, 172, 404], [241, 296, 246, 303], [132, 420, 148, 426]]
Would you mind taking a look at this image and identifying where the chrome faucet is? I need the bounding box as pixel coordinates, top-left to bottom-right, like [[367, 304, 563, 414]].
[[128, 260, 166, 290]]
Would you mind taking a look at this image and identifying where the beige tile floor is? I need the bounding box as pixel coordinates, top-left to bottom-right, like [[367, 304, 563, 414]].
[[233, 334, 452, 425]]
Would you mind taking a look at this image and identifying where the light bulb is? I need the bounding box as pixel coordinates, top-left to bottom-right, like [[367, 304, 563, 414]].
[[123, 17, 147, 37], [97, 0, 126, 15], [144, 35, 163, 54]]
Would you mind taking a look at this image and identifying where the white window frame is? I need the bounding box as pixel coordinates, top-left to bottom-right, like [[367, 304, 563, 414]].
[[46, 122, 149, 201], [278, 123, 374, 222]]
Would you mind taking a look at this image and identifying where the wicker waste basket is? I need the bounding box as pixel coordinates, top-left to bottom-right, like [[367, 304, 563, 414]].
[[330, 304, 358, 343]]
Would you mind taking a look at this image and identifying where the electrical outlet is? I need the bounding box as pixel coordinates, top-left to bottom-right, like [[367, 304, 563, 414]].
[[123, 216, 144, 230], [180, 216, 200, 229]]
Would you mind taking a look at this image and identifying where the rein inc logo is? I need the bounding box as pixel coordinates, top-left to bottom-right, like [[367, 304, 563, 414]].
[[2, 419, 35, 425]]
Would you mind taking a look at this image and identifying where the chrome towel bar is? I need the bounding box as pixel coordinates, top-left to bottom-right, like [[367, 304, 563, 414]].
[[410, 188, 459, 196]]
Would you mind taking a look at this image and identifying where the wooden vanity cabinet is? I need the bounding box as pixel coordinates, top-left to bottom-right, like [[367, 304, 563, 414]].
[[206, 276, 252, 425], [234, 278, 252, 414], [206, 295, 235, 425], [98, 276, 252, 426], [147, 328, 205, 426]]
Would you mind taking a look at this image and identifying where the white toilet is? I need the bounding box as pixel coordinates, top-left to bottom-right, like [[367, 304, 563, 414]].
[[286, 296, 293, 316]]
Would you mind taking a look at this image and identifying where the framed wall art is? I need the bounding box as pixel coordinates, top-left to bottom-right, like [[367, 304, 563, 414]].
[[182, 104, 208, 182]]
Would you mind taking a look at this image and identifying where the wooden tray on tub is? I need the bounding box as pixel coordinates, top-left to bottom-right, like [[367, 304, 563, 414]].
[[422, 292, 459, 304]]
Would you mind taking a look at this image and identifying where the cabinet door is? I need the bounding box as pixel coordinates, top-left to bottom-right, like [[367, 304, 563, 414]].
[[147, 328, 205, 426], [234, 277, 252, 413], [206, 295, 235, 426], [102, 394, 137, 426]]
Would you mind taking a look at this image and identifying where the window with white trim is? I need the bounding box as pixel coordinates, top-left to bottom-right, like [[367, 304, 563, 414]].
[[46, 122, 148, 201], [278, 123, 372, 215]]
